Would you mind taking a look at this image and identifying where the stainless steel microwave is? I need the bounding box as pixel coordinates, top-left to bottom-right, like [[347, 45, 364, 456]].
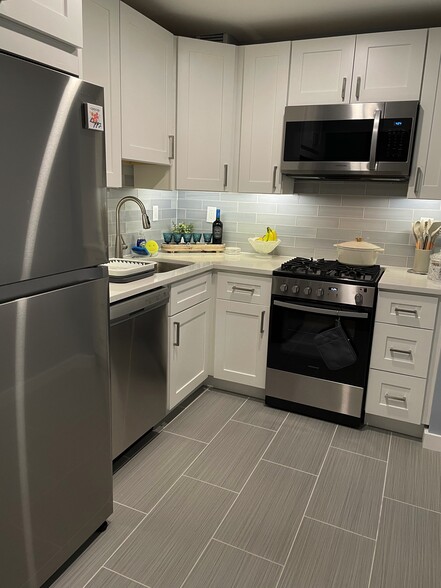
[[281, 101, 419, 180]]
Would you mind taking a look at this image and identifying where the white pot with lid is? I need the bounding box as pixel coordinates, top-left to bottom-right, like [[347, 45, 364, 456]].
[[334, 237, 384, 266]]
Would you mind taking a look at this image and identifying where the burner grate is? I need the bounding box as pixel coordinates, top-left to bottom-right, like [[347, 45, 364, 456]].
[[279, 257, 382, 283]]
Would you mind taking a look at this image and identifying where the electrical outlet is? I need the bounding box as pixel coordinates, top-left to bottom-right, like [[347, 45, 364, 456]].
[[206, 206, 217, 223], [152, 205, 159, 221]]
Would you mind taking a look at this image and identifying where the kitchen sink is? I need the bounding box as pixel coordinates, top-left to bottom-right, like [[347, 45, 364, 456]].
[[154, 260, 193, 273]]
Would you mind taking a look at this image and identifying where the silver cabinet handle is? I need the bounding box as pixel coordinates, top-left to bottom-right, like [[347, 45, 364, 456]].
[[173, 322, 180, 346], [341, 77, 347, 101], [223, 164, 228, 188], [355, 76, 361, 100], [273, 300, 368, 319], [272, 165, 278, 191], [368, 109, 382, 171], [414, 167, 423, 197], [390, 348, 412, 356], [168, 135, 175, 159], [395, 307, 418, 316], [260, 310, 265, 334], [385, 393, 406, 403], [232, 286, 255, 294]]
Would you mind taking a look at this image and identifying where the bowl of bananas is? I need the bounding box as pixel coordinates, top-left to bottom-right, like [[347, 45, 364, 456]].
[[248, 227, 281, 255]]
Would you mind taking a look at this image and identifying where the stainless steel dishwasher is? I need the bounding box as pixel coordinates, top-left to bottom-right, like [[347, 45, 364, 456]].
[[110, 287, 169, 459]]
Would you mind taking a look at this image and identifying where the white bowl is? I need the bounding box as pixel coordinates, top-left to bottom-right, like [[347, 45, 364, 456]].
[[248, 237, 281, 254]]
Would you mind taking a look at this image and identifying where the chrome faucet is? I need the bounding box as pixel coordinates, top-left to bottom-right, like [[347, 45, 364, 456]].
[[115, 196, 151, 258]]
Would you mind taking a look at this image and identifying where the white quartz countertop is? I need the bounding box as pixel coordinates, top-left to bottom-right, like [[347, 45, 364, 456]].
[[109, 252, 291, 304], [379, 266, 441, 296], [109, 252, 441, 304]]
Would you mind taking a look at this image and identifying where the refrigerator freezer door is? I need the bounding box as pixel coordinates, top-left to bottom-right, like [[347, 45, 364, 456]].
[[0, 52, 107, 287], [0, 277, 112, 588]]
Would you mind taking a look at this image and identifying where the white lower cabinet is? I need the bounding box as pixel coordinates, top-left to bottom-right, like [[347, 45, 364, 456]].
[[168, 299, 211, 410], [214, 299, 269, 388]]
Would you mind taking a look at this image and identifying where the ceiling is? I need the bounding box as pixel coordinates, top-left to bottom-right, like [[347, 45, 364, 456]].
[[124, 0, 441, 44]]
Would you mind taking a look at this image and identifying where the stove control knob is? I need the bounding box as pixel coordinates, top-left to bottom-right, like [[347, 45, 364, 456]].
[[355, 293, 363, 305], [280, 283, 288, 293], [317, 288, 324, 297], [304, 287, 312, 295], [292, 285, 300, 294]]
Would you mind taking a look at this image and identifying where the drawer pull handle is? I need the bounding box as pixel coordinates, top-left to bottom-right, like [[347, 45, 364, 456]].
[[272, 165, 278, 191], [395, 308, 418, 316], [385, 393, 407, 403], [173, 322, 180, 346], [232, 286, 255, 294], [355, 76, 361, 100], [390, 347, 412, 356], [260, 310, 265, 334], [223, 164, 229, 188], [341, 76, 347, 101]]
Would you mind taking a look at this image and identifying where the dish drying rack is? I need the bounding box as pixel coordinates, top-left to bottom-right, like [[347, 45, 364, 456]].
[[105, 258, 156, 282]]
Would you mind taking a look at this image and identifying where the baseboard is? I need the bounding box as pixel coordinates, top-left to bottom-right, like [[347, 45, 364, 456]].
[[206, 376, 265, 400], [423, 428, 441, 452], [365, 413, 424, 438]]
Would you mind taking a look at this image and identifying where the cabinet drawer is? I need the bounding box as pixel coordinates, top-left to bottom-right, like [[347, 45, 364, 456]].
[[216, 272, 272, 305], [376, 291, 437, 329], [370, 323, 433, 378], [366, 369, 426, 424], [169, 273, 212, 316]]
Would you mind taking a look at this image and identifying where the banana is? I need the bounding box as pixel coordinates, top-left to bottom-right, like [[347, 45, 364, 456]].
[[256, 227, 278, 242]]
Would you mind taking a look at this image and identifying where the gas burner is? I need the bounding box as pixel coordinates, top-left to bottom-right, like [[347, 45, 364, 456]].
[[278, 257, 383, 284]]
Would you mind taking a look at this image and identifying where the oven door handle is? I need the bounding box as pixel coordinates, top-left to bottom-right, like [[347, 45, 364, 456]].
[[273, 300, 369, 319]]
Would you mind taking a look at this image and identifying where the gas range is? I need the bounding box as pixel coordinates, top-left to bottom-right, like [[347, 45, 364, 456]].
[[272, 257, 384, 308]]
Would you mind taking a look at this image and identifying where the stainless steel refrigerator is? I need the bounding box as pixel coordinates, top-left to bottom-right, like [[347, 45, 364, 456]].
[[0, 52, 112, 587]]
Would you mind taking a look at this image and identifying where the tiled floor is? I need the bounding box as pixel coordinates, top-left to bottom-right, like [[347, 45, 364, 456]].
[[51, 388, 441, 588]]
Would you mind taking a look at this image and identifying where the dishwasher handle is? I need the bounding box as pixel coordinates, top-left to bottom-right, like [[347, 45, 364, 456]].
[[110, 287, 169, 324]]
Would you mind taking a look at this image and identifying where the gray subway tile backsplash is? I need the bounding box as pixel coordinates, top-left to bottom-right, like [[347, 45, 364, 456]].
[[107, 186, 441, 266]]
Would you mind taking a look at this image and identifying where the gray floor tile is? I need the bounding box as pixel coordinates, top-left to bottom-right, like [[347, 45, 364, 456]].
[[370, 498, 441, 587], [231, 399, 287, 431], [186, 420, 274, 492], [50, 504, 145, 588], [182, 540, 281, 588], [263, 413, 336, 474], [113, 432, 205, 513], [278, 518, 375, 588], [306, 447, 386, 538], [215, 460, 315, 563], [164, 390, 245, 442], [107, 476, 235, 588], [385, 434, 441, 512], [86, 568, 144, 587], [332, 425, 390, 461]]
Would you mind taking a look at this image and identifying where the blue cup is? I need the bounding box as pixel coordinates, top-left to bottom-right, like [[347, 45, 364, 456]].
[[203, 233, 212, 243], [172, 233, 182, 244], [163, 232, 173, 244], [182, 233, 192, 244], [192, 233, 202, 243]]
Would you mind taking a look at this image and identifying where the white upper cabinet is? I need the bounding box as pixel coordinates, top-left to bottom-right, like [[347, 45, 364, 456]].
[[408, 28, 441, 199], [351, 29, 427, 102], [0, 0, 82, 47], [120, 3, 175, 165], [238, 42, 291, 193], [176, 37, 237, 191], [288, 36, 355, 105], [82, 0, 121, 187]]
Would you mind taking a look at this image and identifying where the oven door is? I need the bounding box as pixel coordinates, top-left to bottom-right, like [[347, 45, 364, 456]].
[[267, 297, 374, 387]]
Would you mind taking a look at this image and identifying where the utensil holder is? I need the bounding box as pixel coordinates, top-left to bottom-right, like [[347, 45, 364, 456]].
[[412, 249, 430, 274]]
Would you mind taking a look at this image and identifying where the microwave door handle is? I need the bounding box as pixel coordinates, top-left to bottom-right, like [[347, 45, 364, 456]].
[[369, 109, 382, 171], [273, 300, 369, 320]]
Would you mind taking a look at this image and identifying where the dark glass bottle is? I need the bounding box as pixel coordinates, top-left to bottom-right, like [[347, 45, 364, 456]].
[[212, 208, 223, 244]]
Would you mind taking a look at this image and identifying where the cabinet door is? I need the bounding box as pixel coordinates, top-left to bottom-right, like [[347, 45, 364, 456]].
[[214, 300, 269, 388], [176, 37, 236, 191], [408, 28, 441, 199], [238, 42, 290, 193], [120, 3, 175, 165], [351, 29, 427, 102], [288, 36, 355, 105], [82, 0, 121, 187], [168, 299, 210, 410], [0, 0, 82, 47]]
